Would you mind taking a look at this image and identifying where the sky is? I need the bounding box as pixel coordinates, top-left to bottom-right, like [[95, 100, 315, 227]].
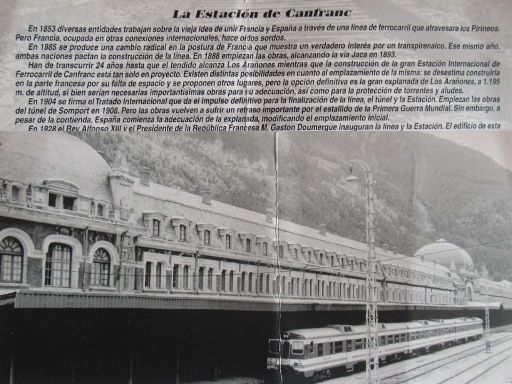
[[430, 131, 512, 171]]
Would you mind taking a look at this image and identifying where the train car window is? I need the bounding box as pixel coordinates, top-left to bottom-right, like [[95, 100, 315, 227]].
[[380, 336, 386, 345], [291, 341, 304, 356], [330, 343, 334, 354], [282, 341, 291, 359], [346, 340, 353, 352], [394, 334, 400, 343], [387, 335, 394, 344], [355, 339, 364, 350], [334, 341, 343, 353], [317, 343, 324, 356], [269, 339, 281, 355], [309, 342, 314, 353], [401, 334, 407, 342]]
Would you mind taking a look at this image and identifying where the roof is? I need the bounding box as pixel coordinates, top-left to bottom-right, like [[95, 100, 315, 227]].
[[0, 133, 112, 201], [286, 328, 342, 339], [414, 239, 474, 271], [133, 179, 452, 278]]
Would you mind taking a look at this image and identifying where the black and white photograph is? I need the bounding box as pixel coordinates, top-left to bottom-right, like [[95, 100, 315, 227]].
[[0, 131, 512, 383]]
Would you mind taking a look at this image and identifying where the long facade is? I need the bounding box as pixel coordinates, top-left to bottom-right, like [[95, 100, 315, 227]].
[[0, 133, 510, 310]]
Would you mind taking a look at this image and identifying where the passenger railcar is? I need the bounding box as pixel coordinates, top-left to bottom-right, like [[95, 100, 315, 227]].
[[267, 317, 483, 383]]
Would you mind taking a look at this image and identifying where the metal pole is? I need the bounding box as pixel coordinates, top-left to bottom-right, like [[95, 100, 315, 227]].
[[485, 295, 491, 353], [349, 160, 380, 384], [128, 352, 133, 384], [175, 351, 180, 384], [9, 353, 14, 384]]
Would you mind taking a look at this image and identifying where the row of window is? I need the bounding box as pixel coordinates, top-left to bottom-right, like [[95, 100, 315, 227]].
[[149, 222, 450, 294], [0, 236, 112, 287], [146, 218, 456, 296], [0, 236, 455, 305], [0, 235, 464, 307], [161, 264, 375, 300]]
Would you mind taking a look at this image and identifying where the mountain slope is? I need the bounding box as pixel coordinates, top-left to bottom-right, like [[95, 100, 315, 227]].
[[74, 132, 512, 281]]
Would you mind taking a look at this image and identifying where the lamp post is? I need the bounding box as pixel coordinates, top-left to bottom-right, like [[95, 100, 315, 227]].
[[346, 159, 380, 384]]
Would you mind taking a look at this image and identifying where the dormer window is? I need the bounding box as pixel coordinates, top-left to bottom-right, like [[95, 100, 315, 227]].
[[44, 180, 79, 211], [11, 185, 20, 201], [245, 238, 251, 253], [262, 242, 268, 256], [225, 234, 231, 249], [204, 229, 211, 246], [179, 225, 187, 242], [48, 193, 58, 208], [152, 219, 161, 237], [62, 196, 76, 210]]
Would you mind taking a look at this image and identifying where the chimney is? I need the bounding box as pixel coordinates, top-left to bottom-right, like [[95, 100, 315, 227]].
[[140, 167, 150, 186], [265, 208, 274, 223], [319, 223, 327, 236], [202, 188, 211, 205]]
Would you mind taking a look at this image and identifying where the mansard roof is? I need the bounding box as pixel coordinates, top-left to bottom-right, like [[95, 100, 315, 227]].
[[133, 179, 451, 278]]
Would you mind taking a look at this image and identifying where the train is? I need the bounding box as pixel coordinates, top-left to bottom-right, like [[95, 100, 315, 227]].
[[267, 317, 483, 383]]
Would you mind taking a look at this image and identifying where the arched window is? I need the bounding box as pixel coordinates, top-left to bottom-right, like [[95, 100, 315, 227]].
[[179, 225, 187, 242], [92, 248, 111, 287], [0, 237, 23, 283], [45, 243, 72, 287]]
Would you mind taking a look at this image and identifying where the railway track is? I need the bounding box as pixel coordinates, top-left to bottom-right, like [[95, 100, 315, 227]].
[[382, 332, 512, 384], [439, 351, 510, 384]]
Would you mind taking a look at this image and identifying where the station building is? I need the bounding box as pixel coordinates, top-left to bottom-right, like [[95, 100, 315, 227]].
[[0, 132, 510, 311]]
